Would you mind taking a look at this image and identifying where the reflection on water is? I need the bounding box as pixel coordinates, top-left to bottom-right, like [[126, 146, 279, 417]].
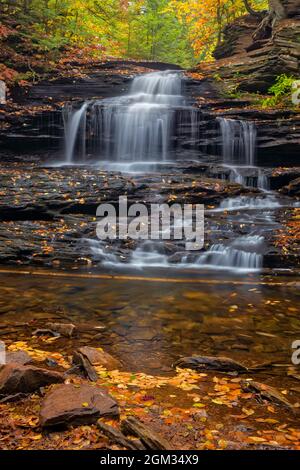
[[0, 270, 299, 376]]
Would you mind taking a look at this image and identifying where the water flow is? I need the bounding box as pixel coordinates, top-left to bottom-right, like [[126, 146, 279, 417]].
[[73, 83, 283, 274], [63, 103, 88, 163], [196, 237, 264, 273], [218, 117, 270, 190], [63, 71, 190, 164], [218, 118, 256, 166]]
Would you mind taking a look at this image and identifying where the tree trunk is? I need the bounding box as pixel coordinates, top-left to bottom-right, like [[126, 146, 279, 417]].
[[243, 0, 263, 17], [253, 0, 287, 40]]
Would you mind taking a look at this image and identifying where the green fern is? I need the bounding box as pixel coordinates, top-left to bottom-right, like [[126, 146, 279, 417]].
[[262, 74, 297, 108]]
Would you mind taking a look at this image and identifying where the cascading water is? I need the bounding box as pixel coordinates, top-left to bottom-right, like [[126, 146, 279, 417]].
[[218, 118, 256, 166], [63, 71, 196, 165], [197, 116, 283, 273], [63, 103, 88, 164], [196, 236, 264, 273], [66, 72, 286, 275]]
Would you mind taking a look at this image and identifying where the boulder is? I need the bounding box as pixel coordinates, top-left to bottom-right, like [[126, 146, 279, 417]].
[[0, 364, 64, 395], [40, 383, 119, 428], [281, 177, 300, 196], [6, 350, 32, 365], [76, 346, 121, 370]]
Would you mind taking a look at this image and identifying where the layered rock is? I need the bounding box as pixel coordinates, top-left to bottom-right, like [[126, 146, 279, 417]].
[[40, 383, 119, 428], [0, 363, 64, 395], [206, 3, 300, 93]]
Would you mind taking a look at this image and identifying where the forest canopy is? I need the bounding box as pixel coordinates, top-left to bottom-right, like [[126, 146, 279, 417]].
[[0, 0, 268, 67]]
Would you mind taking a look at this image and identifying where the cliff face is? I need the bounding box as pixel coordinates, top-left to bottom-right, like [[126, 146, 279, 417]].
[[213, 15, 261, 61], [210, 3, 300, 93]]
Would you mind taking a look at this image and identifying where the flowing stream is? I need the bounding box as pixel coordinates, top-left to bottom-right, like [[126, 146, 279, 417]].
[[63, 71, 293, 274]]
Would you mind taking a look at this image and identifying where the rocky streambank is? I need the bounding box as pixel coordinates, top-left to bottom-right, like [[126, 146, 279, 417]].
[[1, 306, 300, 450], [0, 161, 298, 270]]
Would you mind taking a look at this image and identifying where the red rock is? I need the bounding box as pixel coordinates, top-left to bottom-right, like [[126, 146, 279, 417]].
[[40, 383, 119, 428], [6, 350, 32, 365], [0, 364, 64, 395], [76, 346, 121, 370]]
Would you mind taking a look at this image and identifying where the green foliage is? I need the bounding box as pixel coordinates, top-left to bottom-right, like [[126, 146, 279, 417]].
[[0, 0, 195, 66], [123, 0, 194, 66], [262, 74, 297, 108]]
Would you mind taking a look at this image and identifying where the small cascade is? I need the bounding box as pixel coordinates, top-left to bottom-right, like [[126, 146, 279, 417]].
[[63, 71, 199, 164], [63, 103, 88, 163], [196, 236, 264, 273], [130, 241, 169, 268], [216, 195, 280, 212], [218, 117, 270, 190], [218, 118, 256, 166]]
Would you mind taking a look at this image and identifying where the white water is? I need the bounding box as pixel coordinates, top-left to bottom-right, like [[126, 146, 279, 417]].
[[195, 238, 264, 273], [63, 71, 193, 164], [63, 102, 88, 163], [212, 195, 281, 212], [218, 117, 271, 191], [218, 118, 256, 166]]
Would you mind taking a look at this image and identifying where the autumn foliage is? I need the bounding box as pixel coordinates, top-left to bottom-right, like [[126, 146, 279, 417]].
[[0, 0, 269, 78]]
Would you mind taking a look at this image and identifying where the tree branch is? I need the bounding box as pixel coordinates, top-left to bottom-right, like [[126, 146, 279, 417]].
[[243, 0, 264, 17]]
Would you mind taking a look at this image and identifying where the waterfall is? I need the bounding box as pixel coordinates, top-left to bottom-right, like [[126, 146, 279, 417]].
[[63, 71, 191, 164], [218, 118, 256, 166], [218, 117, 272, 191], [63, 103, 88, 163]]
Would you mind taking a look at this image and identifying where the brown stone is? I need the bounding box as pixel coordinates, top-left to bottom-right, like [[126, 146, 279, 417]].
[[121, 416, 171, 450], [0, 364, 64, 395], [40, 383, 119, 428], [76, 346, 121, 370], [45, 322, 77, 338], [6, 350, 32, 365], [281, 177, 300, 196], [174, 355, 248, 373]]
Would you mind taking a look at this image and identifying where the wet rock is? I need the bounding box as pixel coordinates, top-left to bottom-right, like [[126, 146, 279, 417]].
[[72, 350, 98, 382], [0, 363, 64, 395], [174, 355, 248, 373], [40, 383, 119, 428], [32, 328, 60, 337], [121, 416, 171, 450], [241, 380, 295, 412], [281, 177, 300, 196], [0, 392, 28, 403], [6, 350, 32, 365], [270, 168, 300, 190], [75, 346, 121, 371], [97, 421, 146, 450], [45, 322, 77, 338]]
